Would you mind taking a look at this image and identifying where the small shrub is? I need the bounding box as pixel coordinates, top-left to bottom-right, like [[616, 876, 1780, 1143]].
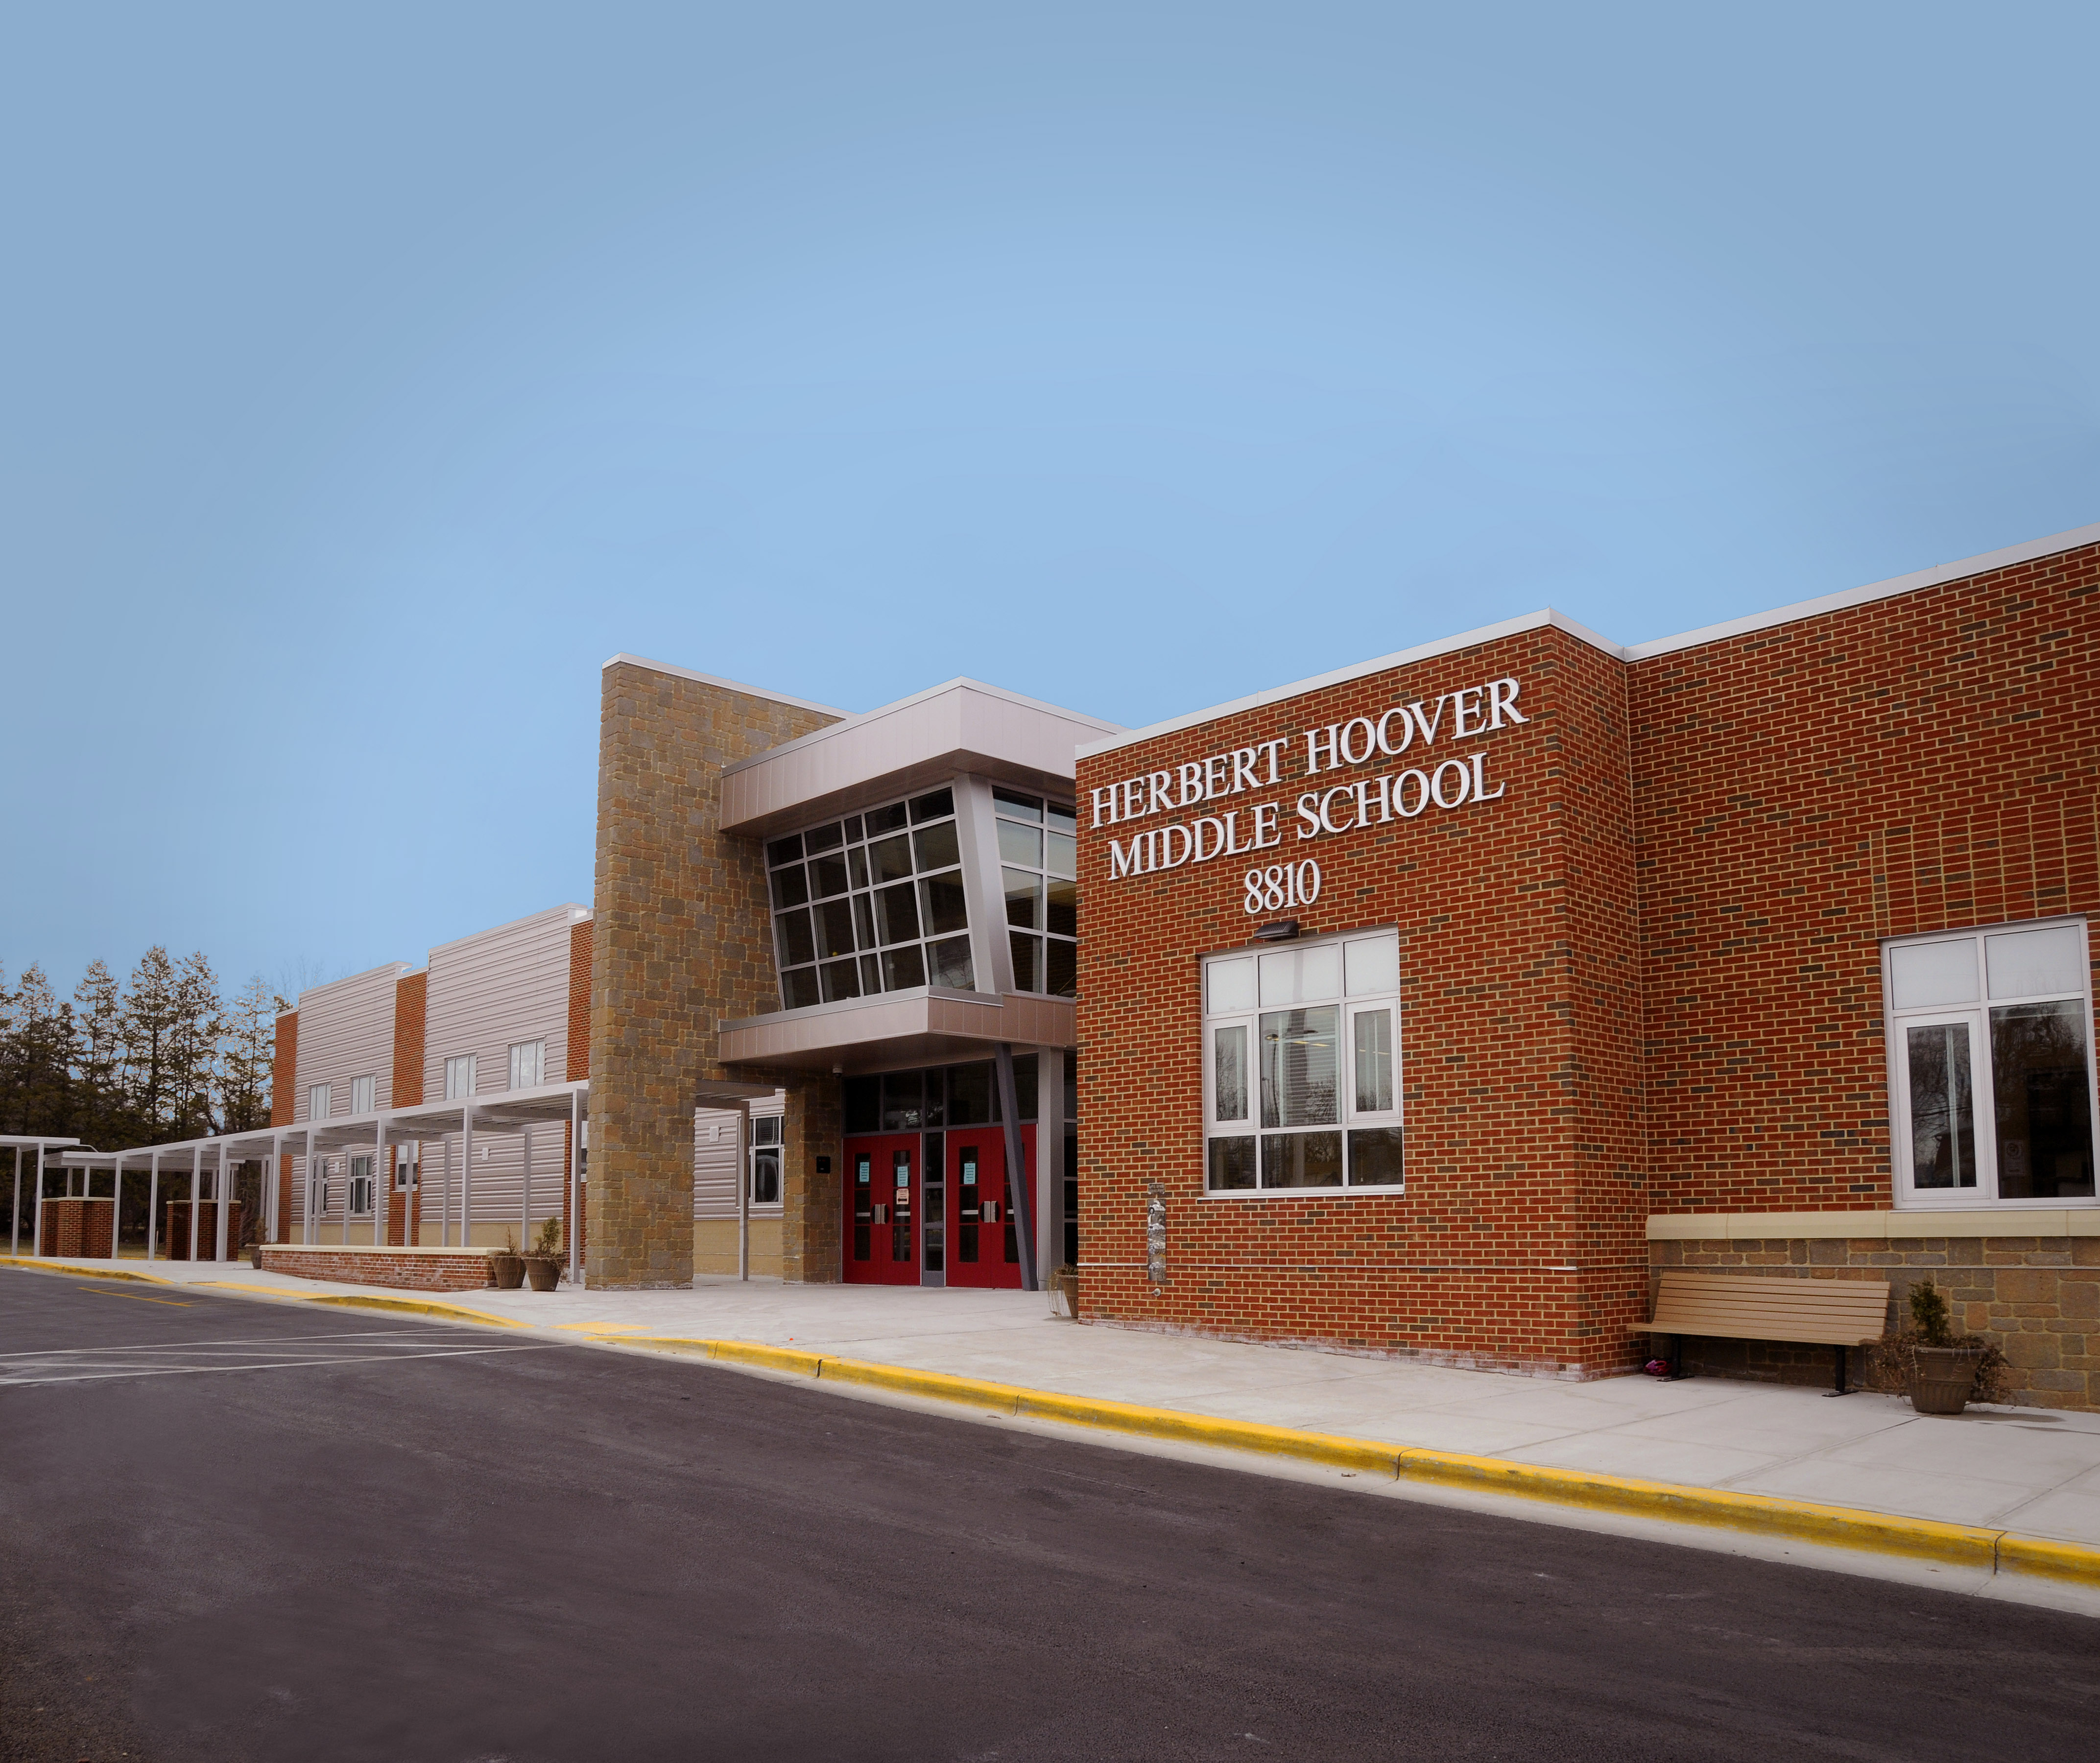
[[532, 1216, 562, 1259], [1909, 1277, 1955, 1347]]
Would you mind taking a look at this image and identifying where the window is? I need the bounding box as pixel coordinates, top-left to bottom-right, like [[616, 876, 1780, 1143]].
[[394, 1145, 419, 1191], [1886, 920, 2097, 1206], [995, 788, 1078, 998], [308, 1083, 331, 1121], [509, 1040, 545, 1090], [750, 1114, 783, 1205], [767, 787, 975, 1010], [349, 1074, 375, 1115], [444, 1055, 477, 1100], [310, 1156, 330, 1214], [348, 1155, 375, 1217], [1203, 930, 1402, 1193]]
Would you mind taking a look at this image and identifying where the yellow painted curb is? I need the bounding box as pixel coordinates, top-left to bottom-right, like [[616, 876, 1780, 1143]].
[[0, 1255, 162, 1285], [821, 1355, 1029, 1412], [710, 1339, 824, 1377], [630, 1331, 2100, 1588], [1393, 1449, 2002, 1568], [1014, 1387, 1402, 1477], [307, 1293, 527, 1329], [1996, 1532, 2100, 1585]]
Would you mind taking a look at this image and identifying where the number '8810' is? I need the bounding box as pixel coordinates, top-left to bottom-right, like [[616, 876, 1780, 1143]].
[[1243, 861, 1320, 915]]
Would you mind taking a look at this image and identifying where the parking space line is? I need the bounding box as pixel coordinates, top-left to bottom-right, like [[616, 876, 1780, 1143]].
[[0, 1344, 557, 1386]]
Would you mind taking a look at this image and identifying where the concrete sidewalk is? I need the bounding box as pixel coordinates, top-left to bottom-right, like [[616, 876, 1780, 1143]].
[[17, 1253, 2100, 1564]]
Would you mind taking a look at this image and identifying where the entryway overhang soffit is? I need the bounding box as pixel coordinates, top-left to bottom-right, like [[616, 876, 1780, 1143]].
[[717, 678, 1122, 841], [717, 986, 1075, 1072]]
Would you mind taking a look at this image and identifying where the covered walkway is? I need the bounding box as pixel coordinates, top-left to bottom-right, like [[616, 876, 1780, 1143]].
[[25, 1081, 590, 1283]]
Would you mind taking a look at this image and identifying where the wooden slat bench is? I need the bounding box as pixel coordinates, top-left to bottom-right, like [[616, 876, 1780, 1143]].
[[1647, 1272, 1890, 1394]]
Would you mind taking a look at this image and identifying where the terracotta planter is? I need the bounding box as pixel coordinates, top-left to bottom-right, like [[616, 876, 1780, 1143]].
[[1909, 1345, 1982, 1415], [490, 1254, 525, 1290], [524, 1256, 559, 1292]]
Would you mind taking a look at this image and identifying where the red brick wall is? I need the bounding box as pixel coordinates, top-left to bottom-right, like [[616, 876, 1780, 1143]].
[[1075, 625, 1646, 1375], [568, 918, 592, 1081], [393, 973, 426, 1106], [259, 1246, 495, 1292], [270, 1011, 296, 1127], [1632, 540, 2100, 1214]]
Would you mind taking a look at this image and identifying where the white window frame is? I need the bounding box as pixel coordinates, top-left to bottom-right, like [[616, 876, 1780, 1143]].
[[1201, 928, 1404, 1197], [394, 1145, 419, 1191], [349, 1074, 375, 1115], [508, 1040, 546, 1091], [308, 1083, 331, 1122], [444, 1054, 477, 1100], [348, 1155, 375, 1217], [1884, 916, 2099, 1210], [748, 1112, 785, 1210]]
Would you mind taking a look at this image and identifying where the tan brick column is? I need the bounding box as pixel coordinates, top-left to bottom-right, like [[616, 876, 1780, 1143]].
[[588, 662, 836, 1289], [780, 1071, 843, 1283]]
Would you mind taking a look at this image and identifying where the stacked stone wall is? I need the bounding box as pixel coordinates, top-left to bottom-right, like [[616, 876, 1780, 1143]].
[[1651, 1236, 2100, 1409], [588, 663, 837, 1288]]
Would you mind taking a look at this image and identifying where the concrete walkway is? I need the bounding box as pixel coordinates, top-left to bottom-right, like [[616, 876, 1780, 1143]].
[[17, 1253, 2100, 1560]]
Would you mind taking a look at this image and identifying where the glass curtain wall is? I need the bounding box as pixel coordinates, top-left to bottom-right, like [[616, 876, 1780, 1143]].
[[768, 787, 975, 1010], [994, 788, 1078, 997]]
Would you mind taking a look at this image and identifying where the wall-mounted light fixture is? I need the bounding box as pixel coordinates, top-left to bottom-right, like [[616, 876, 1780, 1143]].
[[1252, 920, 1300, 943]]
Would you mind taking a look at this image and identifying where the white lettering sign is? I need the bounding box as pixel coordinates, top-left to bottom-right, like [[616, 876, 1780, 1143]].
[[1096, 675, 1525, 884]]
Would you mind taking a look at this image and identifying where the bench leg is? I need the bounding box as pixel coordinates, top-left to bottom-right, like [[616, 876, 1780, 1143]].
[[1670, 1334, 1685, 1381], [1826, 1343, 1850, 1398]]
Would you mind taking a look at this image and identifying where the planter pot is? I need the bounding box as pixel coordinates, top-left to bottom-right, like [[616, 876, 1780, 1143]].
[[1049, 1266, 1079, 1320], [490, 1254, 525, 1290], [524, 1256, 559, 1292], [1910, 1345, 1983, 1415], [249, 1246, 264, 1270]]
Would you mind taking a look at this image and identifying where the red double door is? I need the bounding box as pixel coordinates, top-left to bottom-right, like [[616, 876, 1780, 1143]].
[[843, 1126, 1034, 1287]]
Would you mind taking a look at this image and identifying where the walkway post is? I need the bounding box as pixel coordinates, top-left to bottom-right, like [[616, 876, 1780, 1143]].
[[440, 1134, 453, 1248], [375, 1115, 386, 1247], [214, 1144, 228, 1262], [147, 1151, 160, 1262], [460, 1105, 474, 1250], [10, 1145, 20, 1256], [521, 1126, 533, 1250], [567, 1088, 581, 1287], [189, 1145, 202, 1262], [111, 1154, 123, 1260], [738, 1103, 750, 1282]]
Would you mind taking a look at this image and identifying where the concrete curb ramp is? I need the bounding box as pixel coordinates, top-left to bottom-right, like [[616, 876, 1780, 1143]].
[[600, 1332, 2100, 1591]]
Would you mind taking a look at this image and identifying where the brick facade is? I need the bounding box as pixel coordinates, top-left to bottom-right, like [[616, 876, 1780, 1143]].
[[1076, 626, 1647, 1377], [587, 663, 838, 1288], [38, 1197, 114, 1259], [1074, 537, 2100, 1393], [1635, 541, 2100, 1214], [260, 1245, 495, 1292]]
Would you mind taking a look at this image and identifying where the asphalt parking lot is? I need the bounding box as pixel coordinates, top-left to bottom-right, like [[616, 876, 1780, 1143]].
[[3, 1267, 2096, 1763]]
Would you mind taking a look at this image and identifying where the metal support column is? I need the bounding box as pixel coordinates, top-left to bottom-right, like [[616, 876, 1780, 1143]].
[[146, 1152, 160, 1262], [376, 1115, 387, 1246], [738, 1102, 751, 1282], [522, 1126, 533, 1250], [188, 1146, 202, 1262], [215, 1144, 231, 1262], [440, 1134, 453, 1248], [993, 1044, 1039, 1293], [31, 1142, 45, 1256], [10, 1144, 21, 1257], [460, 1106, 475, 1250]]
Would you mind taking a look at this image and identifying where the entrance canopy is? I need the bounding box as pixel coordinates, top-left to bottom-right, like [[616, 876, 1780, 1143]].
[[27, 1081, 590, 1277]]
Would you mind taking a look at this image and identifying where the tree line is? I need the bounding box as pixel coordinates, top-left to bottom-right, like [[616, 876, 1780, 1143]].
[[0, 950, 285, 1151]]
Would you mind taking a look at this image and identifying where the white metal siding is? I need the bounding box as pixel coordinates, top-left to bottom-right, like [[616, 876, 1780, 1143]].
[[418, 904, 589, 1236], [292, 965, 406, 1121]]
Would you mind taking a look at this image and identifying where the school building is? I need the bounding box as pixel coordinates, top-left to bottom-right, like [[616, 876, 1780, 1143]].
[[24, 521, 2100, 1407]]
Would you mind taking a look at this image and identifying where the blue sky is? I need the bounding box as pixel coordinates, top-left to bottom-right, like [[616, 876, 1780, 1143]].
[[4, 2, 2096, 1001]]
